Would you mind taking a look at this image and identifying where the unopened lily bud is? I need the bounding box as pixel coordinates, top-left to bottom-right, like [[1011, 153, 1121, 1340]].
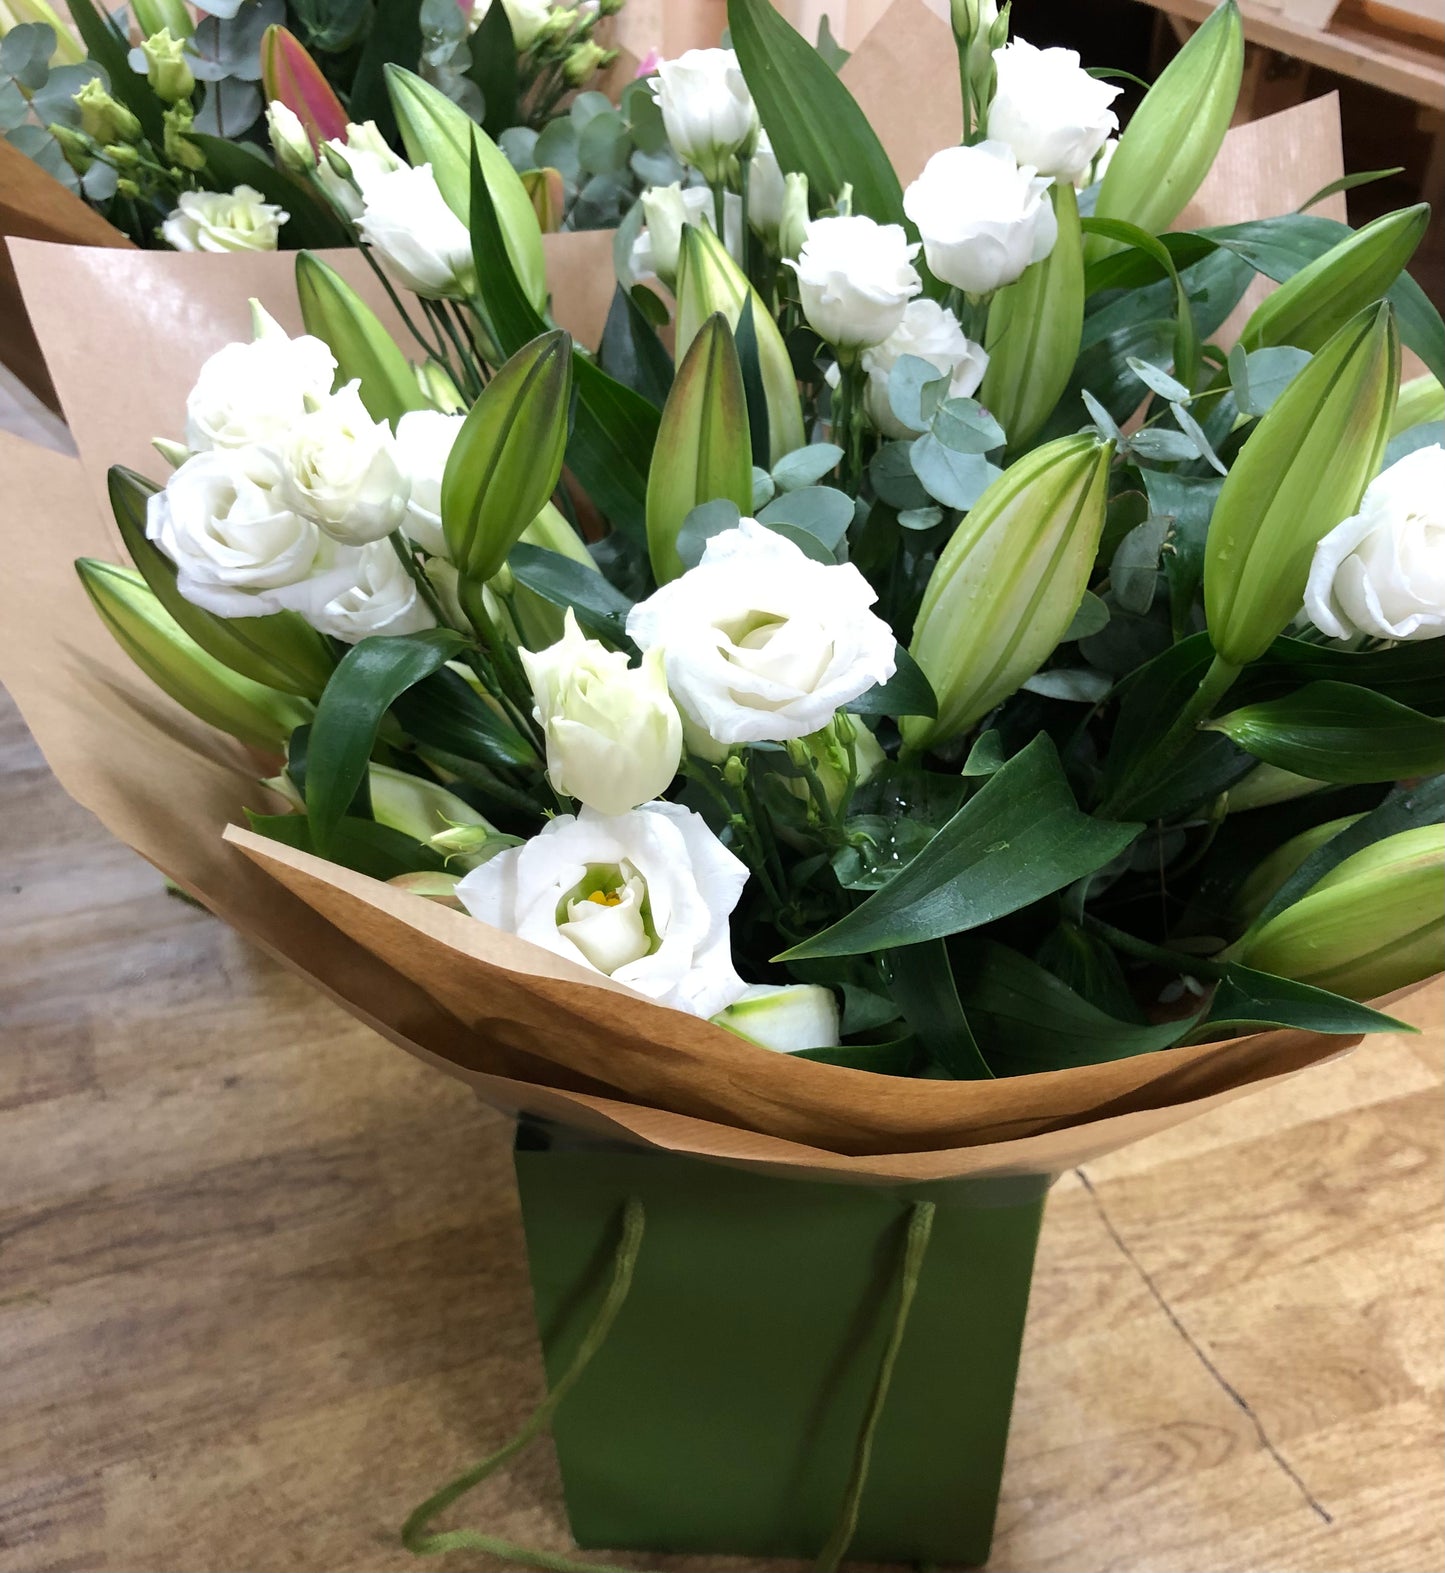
[[140, 29, 194, 104], [417, 359, 465, 413], [367, 763, 502, 869], [266, 99, 314, 173], [388, 871, 466, 907], [521, 165, 566, 232], [74, 78, 141, 145], [132, 0, 192, 38], [906, 433, 1114, 749], [778, 171, 810, 263], [77, 560, 309, 752], [1391, 372, 1445, 438], [1241, 205, 1428, 356], [1226, 763, 1327, 812], [711, 983, 841, 1052], [1233, 814, 1362, 925], [1232, 824, 1444, 1000], [1205, 302, 1398, 668], [1088, 0, 1243, 260]]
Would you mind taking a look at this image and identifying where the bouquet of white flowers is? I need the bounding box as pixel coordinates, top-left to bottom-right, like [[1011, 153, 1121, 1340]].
[[3, 0, 1442, 1563]]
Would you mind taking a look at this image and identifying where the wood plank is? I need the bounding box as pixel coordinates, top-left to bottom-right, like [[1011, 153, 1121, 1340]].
[[0, 685, 1440, 1572]]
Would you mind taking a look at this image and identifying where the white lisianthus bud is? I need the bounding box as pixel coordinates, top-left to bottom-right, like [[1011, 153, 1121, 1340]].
[[1075, 135, 1118, 191], [778, 171, 809, 262], [626, 518, 897, 746], [651, 47, 758, 184], [308, 539, 437, 643], [987, 40, 1121, 185], [265, 100, 312, 173], [392, 408, 464, 557], [355, 162, 475, 299], [904, 141, 1058, 295], [161, 184, 288, 253], [855, 298, 989, 439], [146, 446, 360, 619], [747, 130, 786, 240], [711, 983, 841, 1052], [1304, 444, 1445, 642], [520, 609, 684, 815], [317, 120, 405, 220], [184, 314, 337, 452], [787, 214, 921, 352], [279, 382, 409, 545], [455, 801, 749, 1018], [628, 181, 742, 288]]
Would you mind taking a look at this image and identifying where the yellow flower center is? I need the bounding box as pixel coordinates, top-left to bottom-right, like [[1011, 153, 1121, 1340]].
[[585, 888, 623, 907]]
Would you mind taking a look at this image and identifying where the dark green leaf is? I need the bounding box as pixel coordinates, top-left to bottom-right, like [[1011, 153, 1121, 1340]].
[[1141, 469, 1220, 639], [1197, 963, 1408, 1037], [246, 810, 445, 883], [795, 1036, 918, 1075], [780, 735, 1140, 959], [468, 0, 520, 138], [1209, 682, 1445, 784], [508, 542, 635, 643], [597, 283, 675, 410], [734, 296, 771, 469], [846, 644, 937, 719], [306, 630, 466, 857], [1240, 636, 1445, 716], [869, 440, 931, 510], [1081, 215, 1200, 389], [349, 0, 423, 141], [389, 664, 537, 772], [884, 941, 993, 1079], [1298, 167, 1404, 213]]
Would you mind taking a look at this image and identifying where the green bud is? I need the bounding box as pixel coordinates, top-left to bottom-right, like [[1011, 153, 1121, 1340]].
[[1390, 371, 1445, 438], [1233, 813, 1362, 926], [74, 78, 141, 145], [675, 222, 805, 466], [368, 763, 501, 869], [564, 41, 608, 86], [784, 715, 885, 816], [441, 329, 573, 586], [386, 871, 465, 907], [1088, 0, 1244, 261], [295, 251, 428, 428], [115, 176, 141, 199], [140, 29, 194, 105], [906, 433, 1115, 750], [132, 0, 193, 39], [778, 170, 810, 263], [1233, 824, 1444, 1000], [266, 99, 314, 174], [102, 141, 142, 171], [1204, 301, 1398, 668], [47, 122, 94, 173], [416, 359, 466, 414], [163, 101, 206, 171], [646, 313, 754, 584], [1241, 205, 1427, 356], [981, 182, 1084, 449], [77, 559, 310, 752]]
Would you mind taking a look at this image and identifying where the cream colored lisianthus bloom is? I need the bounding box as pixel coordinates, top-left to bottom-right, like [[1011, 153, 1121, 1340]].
[[161, 185, 288, 253], [455, 801, 749, 1019], [626, 518, 897, 746], [521, 609, 684, 816]]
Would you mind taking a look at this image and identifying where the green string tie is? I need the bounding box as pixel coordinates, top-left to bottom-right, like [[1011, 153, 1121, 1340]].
[[401, 1196, 938, 1573]]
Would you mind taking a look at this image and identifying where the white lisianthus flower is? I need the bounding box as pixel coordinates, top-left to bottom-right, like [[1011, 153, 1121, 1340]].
[[392, 408, 463, 557], [161, 185, 288, 253], [521, 609, 684, 815], [309, 539, 437, 643], [987, 39, 1121, 185], [626, 518, 898, 745], [184, 310, 337, 453], [1304, 445, 1445, 642], [317, 119, 405, 221], [468, 0, 550, 50], [848, 298, 990, 439], [652, 47, 757, 184], [747, 130, 786, 240], [904, 141, 1057, 295], [628, 181, 743, 287], [355, 162, 475, 299], [455, 801, 749, 1018], [711, 983, 841, 1052], [787, 215, 921, 352], [146, 445, 360, 619], [280, 381, 409, 545]]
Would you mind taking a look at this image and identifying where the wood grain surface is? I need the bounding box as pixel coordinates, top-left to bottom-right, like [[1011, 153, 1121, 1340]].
[[2, 687, 1441, 1573]]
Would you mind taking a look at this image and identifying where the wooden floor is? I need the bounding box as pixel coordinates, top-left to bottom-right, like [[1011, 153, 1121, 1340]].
[[2, 683, 1442, 1573]]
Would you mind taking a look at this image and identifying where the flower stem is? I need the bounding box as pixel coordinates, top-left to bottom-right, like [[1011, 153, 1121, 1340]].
[[1084, 915, 1229, 981], [388, 532, 453, 628]]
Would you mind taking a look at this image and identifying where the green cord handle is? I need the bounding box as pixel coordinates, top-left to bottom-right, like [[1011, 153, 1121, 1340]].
[[400, 1195, 938, 1573]]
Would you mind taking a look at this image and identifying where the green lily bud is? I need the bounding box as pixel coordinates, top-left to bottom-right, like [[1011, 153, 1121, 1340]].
[[1241, 205, 1427, 355], [77, 560, 310, 753], [107, 465, 334, 700], [1205, 302, 1398, 668], [905, 432, 1115, 750], [1390, 372, 1445, 438], [74, 78, 141, 146], [384, 66, 547, 315], [416, 359, 465, 414], [132, 0, 193, 39], [163, 101, 206, 171], [711, 983, 841, 1053], [778, 171, 810, 263], [441, 329, 573, 589], [1088, 0, 1243, 261], [1226, 762, 1328, 812], [386, 871, 465, 907], [981, 182, 1083, 449], [295, 251, 428, 428], [1233, 824, 1444, 1000], [675, 222, 805, 466], [139, 29, 194, 105], [646, 313, 754, 584], [1233, 813, 1362, 926]]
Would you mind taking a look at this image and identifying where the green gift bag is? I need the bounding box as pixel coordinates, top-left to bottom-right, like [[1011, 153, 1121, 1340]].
[[404, 1118, 1050, 1570]]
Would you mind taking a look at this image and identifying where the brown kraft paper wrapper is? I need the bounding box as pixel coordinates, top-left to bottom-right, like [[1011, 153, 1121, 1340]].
[[1, 7, 1414, 1183]]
